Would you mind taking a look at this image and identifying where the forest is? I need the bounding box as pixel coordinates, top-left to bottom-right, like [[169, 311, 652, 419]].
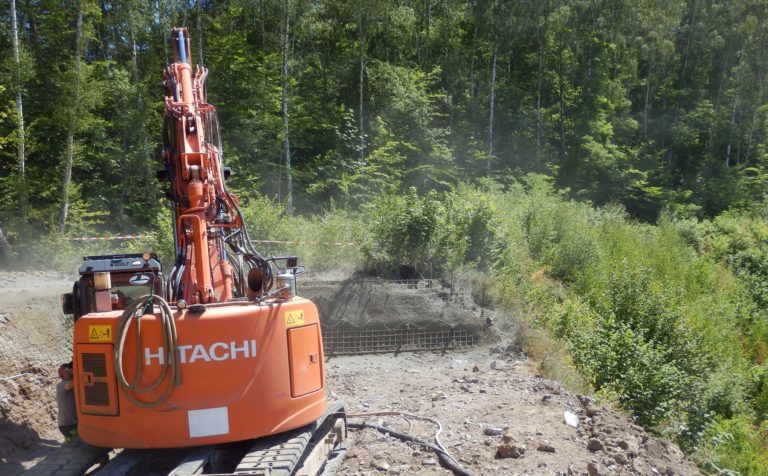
[[2, 0, 768, 474]]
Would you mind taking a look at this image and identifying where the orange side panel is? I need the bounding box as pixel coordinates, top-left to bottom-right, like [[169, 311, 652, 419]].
[[76, 344, 119, 416], [287, 325, 322, 398]]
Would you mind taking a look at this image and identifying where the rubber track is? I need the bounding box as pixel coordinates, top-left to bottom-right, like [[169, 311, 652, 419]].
[[316, 442, 346, 476], [234, 425, 315, 475], [234, 402, 345, 476]]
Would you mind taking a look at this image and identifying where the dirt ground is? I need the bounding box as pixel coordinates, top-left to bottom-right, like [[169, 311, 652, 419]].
[[329, 349, 701, 476], [0, 272, 75, 463], [0, 272, 701, 475]]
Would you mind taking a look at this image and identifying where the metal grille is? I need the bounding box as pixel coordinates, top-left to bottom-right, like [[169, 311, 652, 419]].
[[322, 327, 479, 355], [84, 382, 110, 406], [82, 353, 107, 377]]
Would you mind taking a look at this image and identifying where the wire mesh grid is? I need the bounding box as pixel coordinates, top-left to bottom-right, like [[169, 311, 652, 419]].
[[322, 326, 480, 355]]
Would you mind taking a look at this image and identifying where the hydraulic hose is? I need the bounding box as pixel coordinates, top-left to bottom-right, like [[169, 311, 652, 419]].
[[114, 294, 180, 408], [347, 421, 473, 476]]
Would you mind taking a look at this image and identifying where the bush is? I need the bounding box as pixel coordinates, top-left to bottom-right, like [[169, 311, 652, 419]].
[[363, 188, 441, 276]]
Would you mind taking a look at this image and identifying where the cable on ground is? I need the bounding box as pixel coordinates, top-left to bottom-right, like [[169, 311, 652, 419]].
[[347, 411, 472, 476]]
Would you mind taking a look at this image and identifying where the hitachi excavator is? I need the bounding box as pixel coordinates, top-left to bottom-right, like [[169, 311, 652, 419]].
[[57, 28, 346, 476]]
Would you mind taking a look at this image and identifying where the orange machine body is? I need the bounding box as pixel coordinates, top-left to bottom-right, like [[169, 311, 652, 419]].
[[68, 27, 327, 450], [73, 298, 325, 448]]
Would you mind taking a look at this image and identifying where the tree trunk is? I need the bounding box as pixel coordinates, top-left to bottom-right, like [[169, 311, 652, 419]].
[[707, 56, 729, 164], [487, 46, 497, 170], [725, 59, 742, 166], [559, 47, 566, 160], [424, 0, 430, 64], [358, 11, 366, 164], [535, 15, 543, 162], [0, 225, 12, 267], [643, 62, 651, 141], [128, 17, 155, 212], [281, 0, 292, 215], [10, 0, 26, 215], [468, 4, 479, 126], [59, 3, 84, 233]]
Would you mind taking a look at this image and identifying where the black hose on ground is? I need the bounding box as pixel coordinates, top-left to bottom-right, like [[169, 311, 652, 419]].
[[347, 421, 473, 476]]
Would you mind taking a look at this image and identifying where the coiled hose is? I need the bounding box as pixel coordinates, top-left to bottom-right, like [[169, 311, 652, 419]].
[[114, 295, 180, 408]]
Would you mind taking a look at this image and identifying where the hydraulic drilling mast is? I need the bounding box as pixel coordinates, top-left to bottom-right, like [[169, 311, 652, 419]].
[[162, 28, 261, 306]]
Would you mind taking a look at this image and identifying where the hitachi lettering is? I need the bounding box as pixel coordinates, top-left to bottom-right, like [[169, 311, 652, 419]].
[[144, 340, 257, 365]]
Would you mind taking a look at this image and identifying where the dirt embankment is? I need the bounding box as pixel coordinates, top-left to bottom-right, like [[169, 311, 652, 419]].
[[301, 278, 485, 330], [0, 272, 75, 463], [0, 273, 701, 475]]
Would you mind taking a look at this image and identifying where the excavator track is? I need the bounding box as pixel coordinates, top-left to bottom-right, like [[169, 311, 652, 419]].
[[234, 402, 345, 476], [23, 403, 346, 476]]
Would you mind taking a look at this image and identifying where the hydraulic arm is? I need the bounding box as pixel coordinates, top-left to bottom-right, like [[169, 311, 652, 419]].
[[162, 28, 270, 305]]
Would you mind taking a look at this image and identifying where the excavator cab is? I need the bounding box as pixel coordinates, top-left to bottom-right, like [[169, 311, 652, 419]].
[[61, 253, 163, 320]]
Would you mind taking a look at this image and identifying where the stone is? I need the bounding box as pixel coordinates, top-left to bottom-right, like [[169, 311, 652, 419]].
[[372, 460, 390, 472], [587, 462, 600, 476], [497, 431, 526, 458], [496, 441, 526, 459], [484, 427, 505, 436], [587, 438, 604, 451], [564, 410, 579, 428], [613, 452, 629, 465], [617, 437, 640, 456], [536, 441, 556, 453]]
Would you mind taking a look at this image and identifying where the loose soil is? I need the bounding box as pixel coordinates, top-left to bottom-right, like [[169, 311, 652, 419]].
[[0, 272, 701, 475]]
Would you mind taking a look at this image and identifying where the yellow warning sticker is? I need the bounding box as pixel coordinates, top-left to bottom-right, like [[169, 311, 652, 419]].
[[284, 310, 306, 328], [88, 325, 112, 342]]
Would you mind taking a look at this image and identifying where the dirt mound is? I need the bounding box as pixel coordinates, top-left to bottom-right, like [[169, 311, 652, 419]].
[[0, 272, 75, 463], [302, 279, 485, 330]]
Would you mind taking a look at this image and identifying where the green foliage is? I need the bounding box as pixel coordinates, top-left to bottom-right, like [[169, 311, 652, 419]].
[[364, 188, 440, 275], [2, 1, 768, 472], [359, 179, 768, 473]]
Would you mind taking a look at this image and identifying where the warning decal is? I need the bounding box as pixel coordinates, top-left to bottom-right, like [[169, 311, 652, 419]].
[[284, 310, 306, 328], [88, 325, 112, 342]]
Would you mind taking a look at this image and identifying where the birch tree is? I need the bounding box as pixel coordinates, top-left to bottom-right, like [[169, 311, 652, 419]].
[[10, 0, 26, 214], [58, 2, 85, 232], [281, 0, 293, 215]]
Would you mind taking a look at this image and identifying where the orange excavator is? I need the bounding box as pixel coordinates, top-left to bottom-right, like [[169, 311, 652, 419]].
[[59, 28, 345, 475]]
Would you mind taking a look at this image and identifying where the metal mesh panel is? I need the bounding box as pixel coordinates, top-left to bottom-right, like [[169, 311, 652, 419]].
[[322, 327, 479, 355]]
